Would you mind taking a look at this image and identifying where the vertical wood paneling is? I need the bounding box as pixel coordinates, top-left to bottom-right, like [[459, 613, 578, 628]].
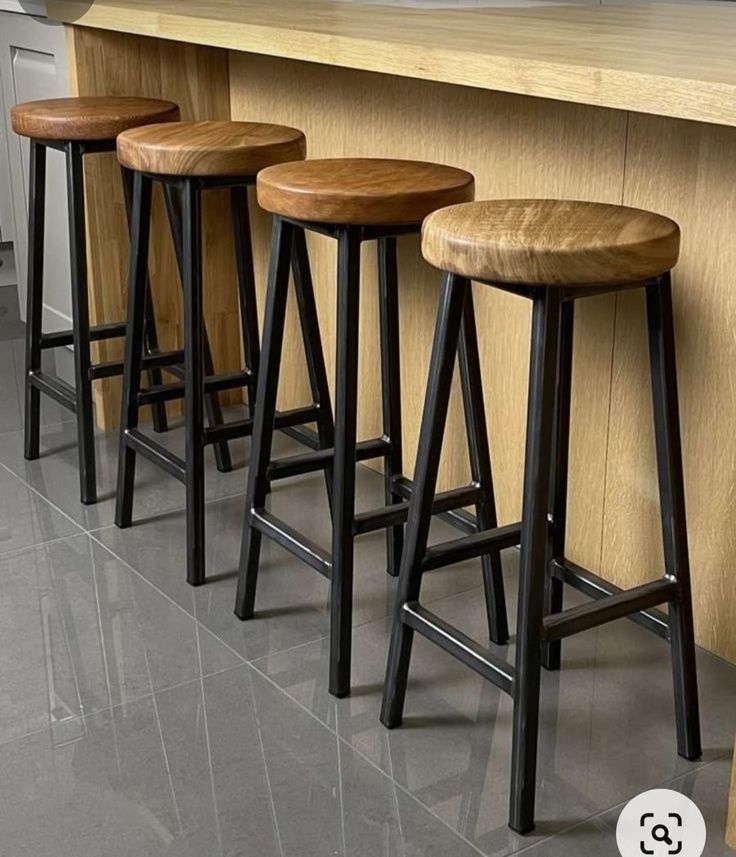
[[68, 27, 241, 428], [229, 52, 627, 570], [604, 114, 736, 662]]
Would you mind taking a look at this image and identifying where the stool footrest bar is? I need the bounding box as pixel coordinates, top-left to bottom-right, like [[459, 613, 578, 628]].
[[250, 509, 332, 578], [89, 349, 185, 381], [421, 522, 522, 572], [354, 484, 484, 535], [124, 429, 186, 482], [138, 370, 253, 405], [29, 371, 77, 412], [552, 558, 671, 639], [543, 576, 677, 642], [392, 475, 478, 535], [401, 602, 515, 695], [202, 405, 320, 445], [269, 436, 390, 482], [41, 321, 128, 349]]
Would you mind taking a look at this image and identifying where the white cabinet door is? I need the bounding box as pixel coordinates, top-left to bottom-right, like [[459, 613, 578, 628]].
[[0, 10, 70, 327]]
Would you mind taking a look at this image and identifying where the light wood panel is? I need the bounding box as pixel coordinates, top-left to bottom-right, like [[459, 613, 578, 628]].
[[230, 51, 627, 569], [49, 0, 736, 127], [601, 113, 736, 663], [67, 27, 242, 428]]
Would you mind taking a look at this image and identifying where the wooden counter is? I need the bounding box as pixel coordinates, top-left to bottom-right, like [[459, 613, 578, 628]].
[[46, 0, 736, 665], [49, 0, 736, 125]]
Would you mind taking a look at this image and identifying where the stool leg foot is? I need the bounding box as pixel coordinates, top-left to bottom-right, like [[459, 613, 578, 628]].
[[121, 166, 168, 435], [542, 301, 574, 672], [381, 274, 468, 727], [235, 217, 293, 619], [115, 173, 153, 529], [292, 227, 335, 511], [378, 237, 404, 578], [458, 283, 508, 645], [24, 140, 46, 462], [646, 276, 702, 761], [330, 227, 362, 698], [182, 181, 207, 587], [510, 290, 560, 835], [66, 143, 97, 506], [163, 184, 232, 474]]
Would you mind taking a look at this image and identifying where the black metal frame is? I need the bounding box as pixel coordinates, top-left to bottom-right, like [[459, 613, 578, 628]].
[[115, 171, 330, 587], [24, 137, 168, 505], [234, 215, 510, 698], [380, 271, 701, 834]]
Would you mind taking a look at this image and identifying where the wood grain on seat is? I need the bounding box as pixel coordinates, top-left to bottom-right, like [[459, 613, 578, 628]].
[[116, 121, 307, 177], [422, 199, 680, 287], [257, 158, 475, 225], [11, 96, 180, 141]]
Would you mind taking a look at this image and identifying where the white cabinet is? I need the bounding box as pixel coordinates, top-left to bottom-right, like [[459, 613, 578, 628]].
[[0, 10, 70, 328]]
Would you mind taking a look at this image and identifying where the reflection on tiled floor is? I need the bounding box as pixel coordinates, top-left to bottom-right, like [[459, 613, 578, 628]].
[[0, 317, 734, 856]]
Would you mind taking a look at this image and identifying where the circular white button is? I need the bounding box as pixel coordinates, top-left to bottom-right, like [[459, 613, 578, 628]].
[[616, 789, 706, 857]]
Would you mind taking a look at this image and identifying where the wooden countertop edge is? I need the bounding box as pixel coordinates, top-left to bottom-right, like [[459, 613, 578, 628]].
[[47, 0, 736, 128]]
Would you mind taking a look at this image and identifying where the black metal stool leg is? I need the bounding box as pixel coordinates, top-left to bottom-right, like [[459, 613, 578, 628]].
[[66, 142, 97, 505], [330, 226, 362, 698], [182, 179, 207, 586], [542, 300, 575, 671], [646, 275, 702, 761], [230, 187, 261, 409], [121, 166, 168, 434], [115, 172, 153, 528], [510, 289, 560, 835], [163, 183, 232, 474], [24, 140, 46, 462], [380, 274, 469, 727], [292, 226, 335, 508], [378, 236, 404, 578], [458, 283, 509, 645], [235, 217, 294, 618]]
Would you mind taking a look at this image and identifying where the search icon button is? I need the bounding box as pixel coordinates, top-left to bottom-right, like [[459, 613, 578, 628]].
[[652, 825, 674, 846]]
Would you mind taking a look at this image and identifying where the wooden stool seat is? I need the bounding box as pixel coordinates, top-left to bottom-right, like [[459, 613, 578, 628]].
[[257, 158, 475, 225], [117, 121, 307, 177], [11, 96, 180, 141], [422, 199, 681, 287]]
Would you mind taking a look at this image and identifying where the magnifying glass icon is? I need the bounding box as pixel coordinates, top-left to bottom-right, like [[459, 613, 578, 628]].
[[652, 824, 673, 846]]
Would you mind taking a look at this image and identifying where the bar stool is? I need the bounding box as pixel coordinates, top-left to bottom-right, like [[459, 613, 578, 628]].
[[115, 120, 326, 587], [10, 96, 180, 505], [235, 158, 510, 698], [380, 199, 702, 833]]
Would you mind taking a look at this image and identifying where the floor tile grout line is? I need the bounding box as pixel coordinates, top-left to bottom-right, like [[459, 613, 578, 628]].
[[0, 531, 85, 561], [85, 530, 251, 664], [248, 653, 733, 857], [507, 752, 735, 857], [246, 659, 490, 857], [0, 660, 248, 756], [0, 461, 86, 533]]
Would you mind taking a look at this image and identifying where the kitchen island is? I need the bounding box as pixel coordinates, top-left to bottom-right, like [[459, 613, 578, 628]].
[[46, 0, 736, 664]]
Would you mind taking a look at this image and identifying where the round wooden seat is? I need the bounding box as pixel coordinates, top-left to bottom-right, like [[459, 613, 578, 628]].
[[422, 199, 681, 287], [11, 96, 180, 142], [116, 121, 307, 177], [257, 158, 475, 226]]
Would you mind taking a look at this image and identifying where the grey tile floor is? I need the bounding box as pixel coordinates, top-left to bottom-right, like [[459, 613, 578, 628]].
[[0, 312, 734, 856]]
